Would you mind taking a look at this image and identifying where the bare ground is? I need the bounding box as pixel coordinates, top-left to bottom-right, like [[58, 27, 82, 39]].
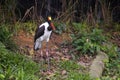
[[13, 30, 93, 67]]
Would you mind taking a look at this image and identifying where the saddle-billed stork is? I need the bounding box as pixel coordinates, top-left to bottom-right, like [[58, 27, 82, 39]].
[[34, 16, 55, 69]]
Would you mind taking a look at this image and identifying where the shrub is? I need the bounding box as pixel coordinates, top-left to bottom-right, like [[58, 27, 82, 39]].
[[0, 24, 18, 51], [102, 44, 120, 79], [22, 21, 37, 34], [72, 26, 106, 54], [0, 42, 40, 80], [72, 22, 89, 34], [54, 22, 67, 34]]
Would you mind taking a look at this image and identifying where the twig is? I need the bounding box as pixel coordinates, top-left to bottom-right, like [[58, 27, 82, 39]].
[[21, 6, 34, 21]]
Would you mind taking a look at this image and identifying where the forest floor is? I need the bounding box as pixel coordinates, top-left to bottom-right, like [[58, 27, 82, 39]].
[[13, 30, 93, 75], [13, 30, 120, 78]]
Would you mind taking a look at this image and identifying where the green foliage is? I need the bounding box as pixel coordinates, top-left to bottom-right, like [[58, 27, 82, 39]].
[[12, 21, 37, 34], [72, 22, 89, 34], [114, 23, 120, 32], [66, 71, 92, 80], [100, 76, 113, 80], [59, 60, 92, 80], [22, 21, 37, 34], [102, 44, 120, 79], [0, 24, 11, 42], [71, 23, 120, 79], [0, 24, 18, 51], [59, 60, 81, 71], [54, 22, 67, 34], [0, 42, 40, 80], [105, 43, 118, 58], [71, 23, 106, 54], [45, 60, 92, 80]]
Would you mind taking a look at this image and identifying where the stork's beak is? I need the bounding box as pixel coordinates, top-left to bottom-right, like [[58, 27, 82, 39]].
[[51, 23, 56, 30]]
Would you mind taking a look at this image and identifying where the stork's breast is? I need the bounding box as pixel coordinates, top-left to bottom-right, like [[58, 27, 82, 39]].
[[43, 31, 52, 41]]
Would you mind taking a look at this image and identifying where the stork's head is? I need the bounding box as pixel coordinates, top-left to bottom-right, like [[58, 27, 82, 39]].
[[47, 16, 55, 30]]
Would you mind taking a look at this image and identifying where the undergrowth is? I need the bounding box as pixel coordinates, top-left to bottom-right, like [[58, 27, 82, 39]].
[[14, 21, 37, 35], [0, 24, 18, 51], [54, 22, 67, 34], [0, 42, 40, 80], [40, 59, 93, 80], [59, 60, 92, 80], [0, 21, 119, 80], [102, 43, 120, 79], [71, 23, 106, 55], [70, 22, 120, 79]]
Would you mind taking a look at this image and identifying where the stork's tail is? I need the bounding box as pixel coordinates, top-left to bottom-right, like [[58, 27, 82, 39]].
[[34, 40, 41, 51]]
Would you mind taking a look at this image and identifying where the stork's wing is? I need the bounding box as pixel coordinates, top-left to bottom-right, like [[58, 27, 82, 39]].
[[34, 25, 45, 42]]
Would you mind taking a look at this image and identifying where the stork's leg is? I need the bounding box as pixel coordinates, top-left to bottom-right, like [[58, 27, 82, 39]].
[[46, 42, 50, 70], [37, 41, 45, 71], [40, 49, 44, 71]]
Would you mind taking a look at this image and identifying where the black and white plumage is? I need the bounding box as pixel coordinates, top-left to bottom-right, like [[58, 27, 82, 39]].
[[34, 16, 55, 51]]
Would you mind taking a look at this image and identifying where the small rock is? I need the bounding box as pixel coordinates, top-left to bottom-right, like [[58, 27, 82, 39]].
[[89, 51, 109, 79], [61, 70, 67, 75]]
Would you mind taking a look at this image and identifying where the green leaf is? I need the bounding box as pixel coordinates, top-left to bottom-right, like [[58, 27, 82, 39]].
[[0, 74, 5, 79]]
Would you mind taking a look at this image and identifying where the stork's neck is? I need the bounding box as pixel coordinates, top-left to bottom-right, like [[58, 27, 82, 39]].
[[47, 20, 51, 25], [47, 20, 55, 30], [47, 21, 52, 31]]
